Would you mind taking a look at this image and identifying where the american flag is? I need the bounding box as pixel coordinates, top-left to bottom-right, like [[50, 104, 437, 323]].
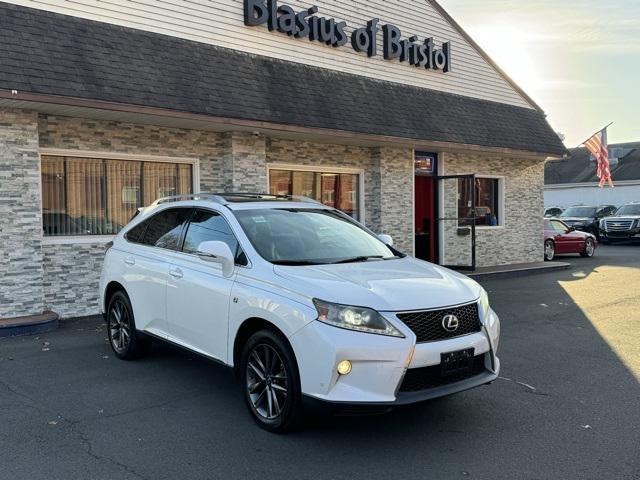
[[584, 127, 614, 188]]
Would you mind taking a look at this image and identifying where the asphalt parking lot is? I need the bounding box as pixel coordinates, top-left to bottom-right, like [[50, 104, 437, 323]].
[[1, 245, 639, 480]]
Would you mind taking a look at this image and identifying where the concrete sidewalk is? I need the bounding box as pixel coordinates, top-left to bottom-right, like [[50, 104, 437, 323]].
[[466, 260, 571, 279]]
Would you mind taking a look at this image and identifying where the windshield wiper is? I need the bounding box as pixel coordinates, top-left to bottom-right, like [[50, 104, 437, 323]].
[[331, 255, 386, 264], [271, 260, 324, 266]]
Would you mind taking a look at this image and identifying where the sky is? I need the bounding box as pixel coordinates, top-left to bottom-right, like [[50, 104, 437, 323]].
[[439, 0, 639, 147]]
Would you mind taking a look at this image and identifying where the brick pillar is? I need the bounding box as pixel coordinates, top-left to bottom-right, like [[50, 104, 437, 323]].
[[0, 109, 46, 318], [222, 132, 267, 192], [372, 146, 414, 254]]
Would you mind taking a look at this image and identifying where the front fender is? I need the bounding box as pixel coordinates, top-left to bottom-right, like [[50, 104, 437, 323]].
[[227, 277, 317, 366]]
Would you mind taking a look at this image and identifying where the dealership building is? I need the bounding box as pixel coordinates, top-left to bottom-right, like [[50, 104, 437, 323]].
[[0, 0, 565, 321]]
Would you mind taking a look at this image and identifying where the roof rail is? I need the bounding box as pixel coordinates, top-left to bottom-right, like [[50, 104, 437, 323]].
[[150, 193, 226, 206], [149, 192, 322, 207]]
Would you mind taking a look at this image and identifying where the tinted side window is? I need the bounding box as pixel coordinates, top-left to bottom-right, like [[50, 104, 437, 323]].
[[183, 210, 240, 258], [142, 208, 192, 250]]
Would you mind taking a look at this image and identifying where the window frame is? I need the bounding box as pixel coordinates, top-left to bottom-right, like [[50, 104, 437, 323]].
[[457, 175, 505, 229], [265, 163, 366, 223], [39, 149, 199, 244]]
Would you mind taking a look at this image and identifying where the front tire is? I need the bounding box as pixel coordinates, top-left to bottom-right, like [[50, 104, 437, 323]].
[[581, 238, 596, 257], [544, 240, 555, 261], [240, 329, 303, 433], [106, 291, 152, 360]]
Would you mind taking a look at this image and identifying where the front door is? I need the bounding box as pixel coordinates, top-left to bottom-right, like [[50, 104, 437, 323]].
[[166, 209, 240, 361], [415, 175, 436, 262], [435, 174, 477, 271], [414, 152, 437, 262]]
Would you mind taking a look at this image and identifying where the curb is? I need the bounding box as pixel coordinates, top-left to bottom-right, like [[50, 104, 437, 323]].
[[467, 262, 571, 280], [0, 311, 59, 338]]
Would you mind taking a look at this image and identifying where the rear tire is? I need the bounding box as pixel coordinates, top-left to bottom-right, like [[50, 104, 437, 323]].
[[581, 238, 596, 257], [240, 329, 304, 433], [544, 240, 555, 261], [106, 291, 152, 360]]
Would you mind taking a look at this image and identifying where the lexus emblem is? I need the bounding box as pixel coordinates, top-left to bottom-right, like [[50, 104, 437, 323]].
[[442, 314, 460, 332]]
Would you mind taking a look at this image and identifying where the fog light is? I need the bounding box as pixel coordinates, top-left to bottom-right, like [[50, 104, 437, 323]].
[[337, 360, 352, 375]]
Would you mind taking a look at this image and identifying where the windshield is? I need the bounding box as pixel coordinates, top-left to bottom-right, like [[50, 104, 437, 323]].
[[561, 207, 597, 218], [233, 208, 401, 265], [616, 204, 640, 216]]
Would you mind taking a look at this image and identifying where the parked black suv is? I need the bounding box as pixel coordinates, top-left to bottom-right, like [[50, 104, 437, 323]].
[[558, 205, 617, 239], [599, 202, 640, 244]]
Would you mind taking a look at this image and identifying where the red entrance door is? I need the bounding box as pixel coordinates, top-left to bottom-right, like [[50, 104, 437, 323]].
[[415, 175, 435, 262]]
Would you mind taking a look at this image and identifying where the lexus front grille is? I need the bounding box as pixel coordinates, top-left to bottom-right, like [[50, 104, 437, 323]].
[[396, 302, 482, 343]]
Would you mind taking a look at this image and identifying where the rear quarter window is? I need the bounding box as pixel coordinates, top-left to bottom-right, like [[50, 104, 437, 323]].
[[125, 221, 148, 244]]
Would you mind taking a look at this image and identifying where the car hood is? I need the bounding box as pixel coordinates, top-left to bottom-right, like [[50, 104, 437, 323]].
[[607, 215, 640, 220], [273, 257, 482, 312]]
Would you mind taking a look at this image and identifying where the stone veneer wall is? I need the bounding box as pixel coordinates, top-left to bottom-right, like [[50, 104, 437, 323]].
[[441, 152, 546, 267], [0, 110, 546, 318], [373, 147, 414, 253], [0, 109, 45, 318]]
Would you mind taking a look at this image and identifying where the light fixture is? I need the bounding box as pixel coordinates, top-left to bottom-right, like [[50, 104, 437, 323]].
[[337, 360, 352, 375]]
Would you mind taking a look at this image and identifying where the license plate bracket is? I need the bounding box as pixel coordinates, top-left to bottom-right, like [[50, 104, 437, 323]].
[[441, 348, 475, 377]]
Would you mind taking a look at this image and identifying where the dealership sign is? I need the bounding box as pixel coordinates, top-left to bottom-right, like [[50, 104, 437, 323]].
[[244, 0, 451, 72]]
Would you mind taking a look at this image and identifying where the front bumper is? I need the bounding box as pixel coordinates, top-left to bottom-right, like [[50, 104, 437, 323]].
[[601, 229, 640, 240], [288, 307, 500, 405]]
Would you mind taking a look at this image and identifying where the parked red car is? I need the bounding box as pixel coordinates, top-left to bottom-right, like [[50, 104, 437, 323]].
[[544, 218, 597, 261]]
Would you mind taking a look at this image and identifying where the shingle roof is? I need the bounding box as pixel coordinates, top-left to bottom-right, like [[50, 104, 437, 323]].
[[545, 142, 640, 184], [0, 2, 566, 156]]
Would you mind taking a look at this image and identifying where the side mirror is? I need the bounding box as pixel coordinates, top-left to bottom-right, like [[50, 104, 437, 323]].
[[196, 241, 235, 277], [378, 234, 394, 246]]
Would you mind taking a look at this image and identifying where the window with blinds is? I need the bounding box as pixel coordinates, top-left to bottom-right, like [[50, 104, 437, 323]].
[[41, 156, 193, 236], [268, 169, 361, 219]]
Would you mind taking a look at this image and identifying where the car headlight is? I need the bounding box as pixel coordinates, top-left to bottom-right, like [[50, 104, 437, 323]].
[[313, 299, 405, 338], [479, 288, 491, 324], [599, 219, 606, 229], [635, 219, 640, 229]]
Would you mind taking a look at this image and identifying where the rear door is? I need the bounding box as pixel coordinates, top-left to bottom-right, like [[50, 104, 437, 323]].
[[121, 207, 192, 337], [165, 208, 242, 361]]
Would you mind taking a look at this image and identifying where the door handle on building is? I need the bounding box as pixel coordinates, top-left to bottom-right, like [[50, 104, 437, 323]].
[[124, 257, 135, 266], [169, 268, 183, 279]]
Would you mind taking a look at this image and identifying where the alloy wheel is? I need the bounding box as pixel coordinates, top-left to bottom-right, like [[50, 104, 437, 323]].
[[585, 239, 595, 257], [246, 344, 289, 420], [545, 241, 555, 261], [108, 299, 131, 354]]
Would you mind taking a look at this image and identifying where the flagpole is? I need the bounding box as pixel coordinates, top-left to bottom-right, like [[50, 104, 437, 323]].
[[577, 122, 614, 148]]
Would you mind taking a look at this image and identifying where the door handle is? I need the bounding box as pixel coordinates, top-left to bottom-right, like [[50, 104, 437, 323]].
[[124, 257, 135, 266], [169, 268, 183, 279]]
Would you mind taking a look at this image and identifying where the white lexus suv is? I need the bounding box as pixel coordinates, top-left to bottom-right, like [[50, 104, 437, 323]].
[[99, 193, 500, 432]]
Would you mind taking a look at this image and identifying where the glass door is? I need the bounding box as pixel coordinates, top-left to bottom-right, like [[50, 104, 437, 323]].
[[435, 174, 476, 271]]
